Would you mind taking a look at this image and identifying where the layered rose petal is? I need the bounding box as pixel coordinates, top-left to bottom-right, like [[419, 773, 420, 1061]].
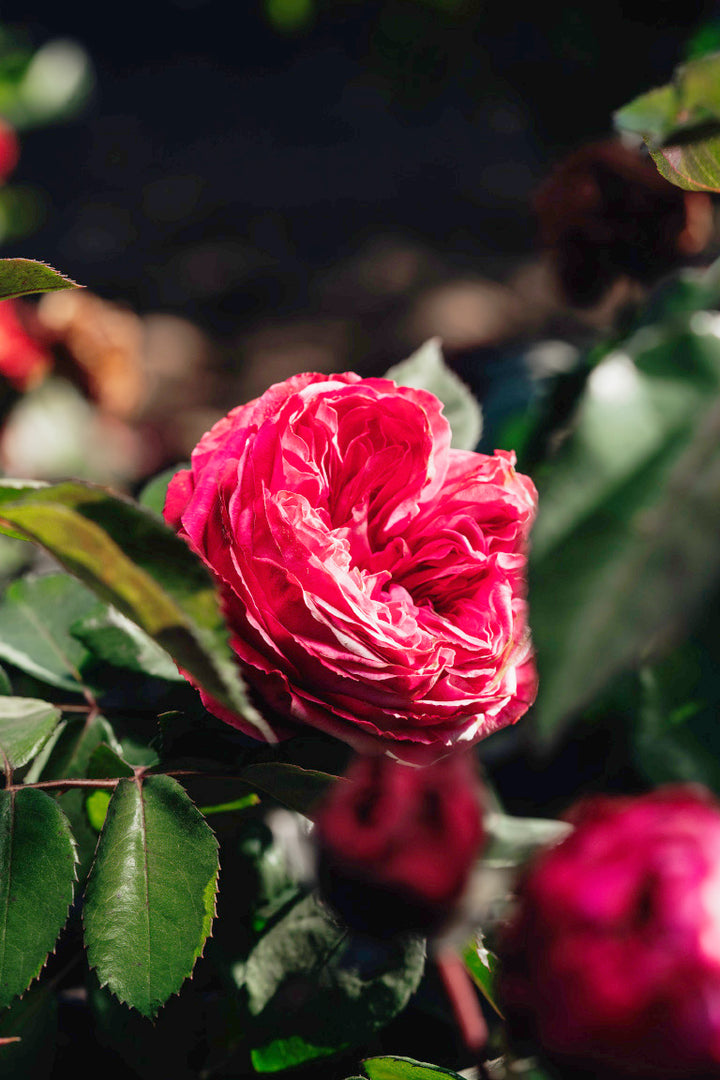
[[164, 371, 537, 755]]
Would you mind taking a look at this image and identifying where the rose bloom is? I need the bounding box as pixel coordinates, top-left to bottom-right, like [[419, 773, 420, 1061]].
[[164, 372, 537, 756], [500, 786, 720, 1079], [314, 752, 485, 937]]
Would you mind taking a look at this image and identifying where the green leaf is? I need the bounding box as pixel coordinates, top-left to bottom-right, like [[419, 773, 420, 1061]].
[[0, 984, 57, 1079], [0, 698, 60, 774], [650, 138, 720, 193], [83, 774, 219, 1017], [72, 606, 184, 682], [483, 812, 572, 865], [384, 338, 482, 451], [138, 464, 186, 518], [0, 573, 101, 694], [614, 52, 720, 191], [363, 1057, 466, 1080], [530, 306, 720, 743], [244, 893, 426, 1071], [237, 762, 339, 817], [462, 934, 503, 1018], [0, 788, 76, 1007], [85, 790, 111, 832], [0, 259, 80, 302], [0, 481, 273, 741]]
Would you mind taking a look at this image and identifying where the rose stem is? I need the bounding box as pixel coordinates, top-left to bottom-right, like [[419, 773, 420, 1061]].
[[435, 949, 490, 1078]]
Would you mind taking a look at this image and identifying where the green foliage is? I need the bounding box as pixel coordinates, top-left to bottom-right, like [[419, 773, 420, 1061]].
[[0, 480, 273, 740], [242, 894, 426, 1070], [384, 338, 483, 450], [362, 1059, 466, 1080], [0, 258, 80, 301], [0, 697, 60, 774], [530, 268, 720, 742], [614, 52, 720, 191], [83, 774, 219, 1017], [0, 788, 76, 1007], [462, 935, 503, 1018], [0, 573, 101, 694]]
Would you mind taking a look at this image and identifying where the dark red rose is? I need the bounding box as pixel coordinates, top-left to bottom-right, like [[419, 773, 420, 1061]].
[[500, 785, 720, 1079], [314, 752, 485, 937]]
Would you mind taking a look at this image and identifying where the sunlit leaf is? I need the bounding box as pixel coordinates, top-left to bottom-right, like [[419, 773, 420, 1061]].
[[84, 774, 219, 1017], [0, 481, 273, 741], [384, 338, 482, 451], [614, 52, 720, 191], [0, 259, 79, 302], [0, 788, 76, 1007], [362, 1058, 466, 1080]]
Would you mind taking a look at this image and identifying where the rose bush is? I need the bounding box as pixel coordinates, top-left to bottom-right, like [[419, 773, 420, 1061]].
[[164, 371, 537, 755], [314, 752, 485, 936], [500, 785, 720, 1078]]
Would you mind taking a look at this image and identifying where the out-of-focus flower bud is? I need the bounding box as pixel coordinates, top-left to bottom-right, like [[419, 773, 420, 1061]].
[[500, 785, 720, 1079], [314, 752, 485, 938], [0, 298, 51, 390], [0, 119, 19, 183]]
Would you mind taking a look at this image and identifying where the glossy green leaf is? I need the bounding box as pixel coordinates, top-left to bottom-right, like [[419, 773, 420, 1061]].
[[384, 338, 482, 450], [0, 788, 76, 1007], [0, 573, 100, 694], [363, 1058, 466, 1080], [0, 481, 273, 741], [0, 259, 79, 302], [72, 606, 184, 682], [530, 308, 720, 743], [614, 52, 720, 191], [244, 893, 426, 1071], [0, 698, 60, 775], [83, 774, 219, 1017], [462, 935, 503, 1018]]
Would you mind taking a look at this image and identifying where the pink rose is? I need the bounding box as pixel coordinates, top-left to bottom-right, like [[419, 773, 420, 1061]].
[[164, 372, 537, 755], [314, 752, 485, 936], [500, 786, 720, 1078], [0, 300, 51, 391]]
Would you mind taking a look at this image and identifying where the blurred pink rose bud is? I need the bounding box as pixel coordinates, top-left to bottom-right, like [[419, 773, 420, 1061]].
[[314, 752, 485, 937], [0, 119, 19, 183], [0, 299, 51, 390], [500, 785, 720, 1079]]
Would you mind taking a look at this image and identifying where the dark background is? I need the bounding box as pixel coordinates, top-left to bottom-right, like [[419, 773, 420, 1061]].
[[3, 0, 717, 333]]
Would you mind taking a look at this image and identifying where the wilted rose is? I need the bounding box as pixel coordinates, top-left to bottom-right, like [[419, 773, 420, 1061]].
[[164, 371, 536, 756], [500, 785, 720, 1079], [314, 752, 485, 936]]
